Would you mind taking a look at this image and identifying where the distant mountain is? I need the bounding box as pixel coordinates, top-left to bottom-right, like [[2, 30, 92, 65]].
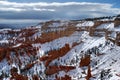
[[0, 24, 14, 29], [0, 23, 38, 29]]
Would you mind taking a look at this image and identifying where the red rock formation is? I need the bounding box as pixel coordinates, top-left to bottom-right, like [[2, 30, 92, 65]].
[[0, 48, 6, 62], [10, 73, 28, 80], [45, 65, 75, 75], [39, 44, 70, 67], [86, 65, 92, 80], [21, 62, 35, 72], [114, 18, 120, 27], [10, 67, 28, 80], [34, 28, 75, 44], [80, 55, 91, 67], [115, 32, 120, 46], [72, 42, 82, 48], [32, 75, 40, 80], [89, 21, 110, 36], [0, 42, 39, 66], [39, 55, 50, 61]]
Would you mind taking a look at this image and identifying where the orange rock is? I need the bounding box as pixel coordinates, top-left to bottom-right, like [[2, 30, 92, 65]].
[[21, 62, 35, 72], [86, 65, 92, 80], [80, 55, 91, 67], [39, 55, 50, 61], [42, 44, 70, 67], [32, 75, 40, 80], [45, 65, 75, 75], [10, 67, 28, 80], [0, 48, 6, 62], [10, 73, 28, 80]]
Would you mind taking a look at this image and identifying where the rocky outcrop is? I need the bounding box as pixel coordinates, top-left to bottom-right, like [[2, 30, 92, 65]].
[[0, 48, 6, 62], [40, 44, 70, 67], [86, 66, 92, 80], [10, 67, 28, 80], [80, 55, 91, 67], [115, 32, 120, 46], [114, 17, 120, 27], [45, 65, 75, 75], [32, 75, 40, 80]]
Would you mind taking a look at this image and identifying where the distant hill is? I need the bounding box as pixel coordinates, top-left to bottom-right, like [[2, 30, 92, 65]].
[[0, 22, 38, 29]]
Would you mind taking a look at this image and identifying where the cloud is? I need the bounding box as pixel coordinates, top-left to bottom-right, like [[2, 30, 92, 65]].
[[0, 7, 26, 12], [0, 1, 120, 20]]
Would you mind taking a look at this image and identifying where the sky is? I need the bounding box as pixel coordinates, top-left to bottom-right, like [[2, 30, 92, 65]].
[[0, 0, 120, 24]]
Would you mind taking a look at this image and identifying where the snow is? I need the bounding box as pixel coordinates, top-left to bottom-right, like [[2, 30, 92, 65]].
[[49, 22, 61, 27], [76, 21, 94, 27], [96, 23, 114, 30], [110, 32, 116, 39], [115, 26, 120, 32], [3, 78, 10, 80], [0, 59, 11, 76], [0, 28, 12, 32], [35, 25, 42, 28], [0, 40, 9, 43], [99, 18, 116, 21], [38, 31, 83, 53], [31, 30, 41, 40], [13, 43, 22, 47], [58, 71, 66, 77], [37, 49, 44, 57], [48, 21, 68, 27]]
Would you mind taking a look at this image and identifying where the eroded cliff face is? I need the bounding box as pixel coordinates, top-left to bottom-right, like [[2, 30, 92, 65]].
[[0, 15, 120, 80]]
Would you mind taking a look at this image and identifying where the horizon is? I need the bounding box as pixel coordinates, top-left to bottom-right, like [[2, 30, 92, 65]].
[[0, 14, 119, 24], [0, 14, 119, 29]]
